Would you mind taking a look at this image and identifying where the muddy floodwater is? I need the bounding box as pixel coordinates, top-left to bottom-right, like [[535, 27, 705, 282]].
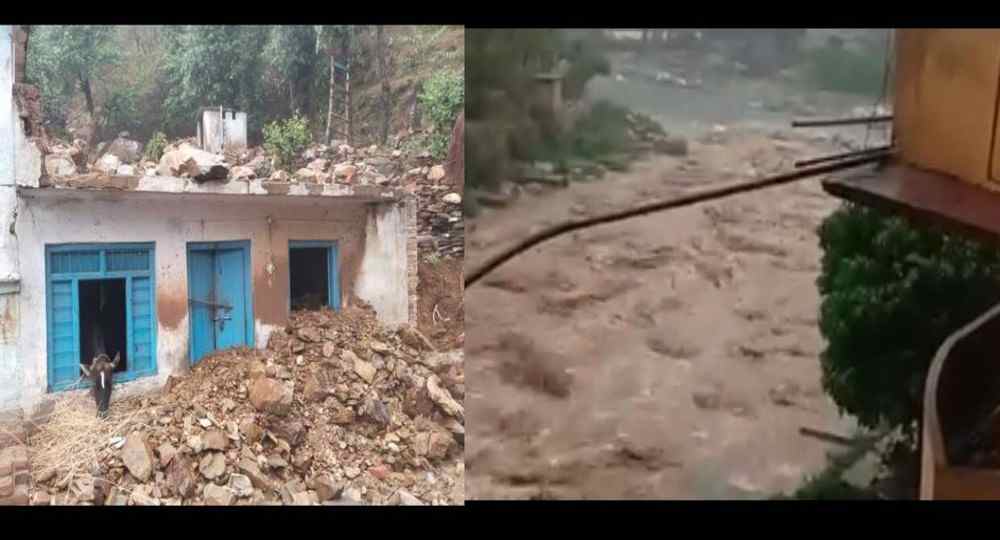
[[465, 56, 889, 499]]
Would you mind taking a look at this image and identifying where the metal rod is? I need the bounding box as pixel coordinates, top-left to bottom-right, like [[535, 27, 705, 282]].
[[465, 152, 889, 288], [794, 146, 892, 168], [792, 115, 893, 128], [799, 427, 856, 447]]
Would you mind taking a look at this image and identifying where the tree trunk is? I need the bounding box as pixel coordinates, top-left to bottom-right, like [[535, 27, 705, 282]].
[[325, 54, 335, 143], [81, 75, 97, 143], [376, 25, 391, 145]]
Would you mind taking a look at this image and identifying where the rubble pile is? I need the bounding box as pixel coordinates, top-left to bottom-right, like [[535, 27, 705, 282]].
[[37, 128, 465, 260], [28, 305, 464, 506], [415, 182, 463, 259]]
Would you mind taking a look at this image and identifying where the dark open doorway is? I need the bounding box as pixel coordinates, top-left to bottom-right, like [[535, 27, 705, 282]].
[[289, 247, 330, 311], [79, 278, 128, 373]]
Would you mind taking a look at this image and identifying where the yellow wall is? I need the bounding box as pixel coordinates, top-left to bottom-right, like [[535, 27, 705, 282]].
[[895, 29, 1000, 190]]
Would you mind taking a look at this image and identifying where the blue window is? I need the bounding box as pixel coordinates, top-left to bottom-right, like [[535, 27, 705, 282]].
[[288, 240, 341, 311], [45, 243, 157, 392]]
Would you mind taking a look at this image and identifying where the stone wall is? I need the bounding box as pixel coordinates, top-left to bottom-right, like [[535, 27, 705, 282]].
[[416, 185, 463, 259]]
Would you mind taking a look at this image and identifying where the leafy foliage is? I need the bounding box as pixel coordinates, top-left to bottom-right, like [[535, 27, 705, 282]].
[[466, 29, 615, 190], [419, 69, 464, 159], [25, 25, 120, 137], [99, 86, 140, 138], [161, 26, 271, 136], [264, 26, 322, 122], [263, 114, 312, 170], [817, 204, 1000, 435], [25, 26, 459, 153], [143, 131, 168, 162], [774, 470, 875, 500]]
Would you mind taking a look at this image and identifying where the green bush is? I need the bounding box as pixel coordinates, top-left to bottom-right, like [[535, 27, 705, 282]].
[[419, 70, 465, 160], [143, 131, 168, 163], [263, 114, 311, 171], [567, 100, 629, 159], [817, 204, 1000, 436]]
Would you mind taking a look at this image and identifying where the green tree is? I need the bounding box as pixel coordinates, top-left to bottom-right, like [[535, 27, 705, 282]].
[[265, 26, 320, 119], [419, 69, 464, 159], [315, 25, 354, 144], [817, 204, 1000, 438], [26, 25, 120, 140], [161, 25, 270, 137]]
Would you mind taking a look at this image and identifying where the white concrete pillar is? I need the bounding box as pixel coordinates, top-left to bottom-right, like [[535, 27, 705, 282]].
[[0, 25, 22, 413]]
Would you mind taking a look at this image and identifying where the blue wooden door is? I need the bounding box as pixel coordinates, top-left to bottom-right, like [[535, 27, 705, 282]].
[[129, 276, 156, 377], [187, 242, 253, 364], [188, 250, 216, 364], [214, 247, 248, 351]]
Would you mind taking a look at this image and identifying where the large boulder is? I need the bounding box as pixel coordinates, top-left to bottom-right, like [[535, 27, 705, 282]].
[[157, 143, 229, 181], [43, 154, 77, 178], [203, 483, 235, 506], [332, 163, 356, 182], [249, 377, 293, 416], [229, 165, 255, 180], [120, 432, 155, 482], [165, 456, 197, 499], [104, 133, 143, 164], [94, 153, 122, 175], [247, 155, 272, 178]]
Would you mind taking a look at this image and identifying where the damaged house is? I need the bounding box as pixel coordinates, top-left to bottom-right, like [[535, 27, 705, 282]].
[[0, 26, 418, 415]]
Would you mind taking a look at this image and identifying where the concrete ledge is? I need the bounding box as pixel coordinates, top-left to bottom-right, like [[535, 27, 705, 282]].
[[23, 175, 407, 203]]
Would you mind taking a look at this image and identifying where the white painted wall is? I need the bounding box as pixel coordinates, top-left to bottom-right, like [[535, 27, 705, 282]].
[[13, 190, 410, 411], [199, 108, 248, 154], [356, 201, 410, 325], [0, 25, 21, 412]]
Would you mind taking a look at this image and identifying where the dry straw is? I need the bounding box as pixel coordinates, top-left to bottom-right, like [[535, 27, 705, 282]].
[[26, 383, 152, 491]]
